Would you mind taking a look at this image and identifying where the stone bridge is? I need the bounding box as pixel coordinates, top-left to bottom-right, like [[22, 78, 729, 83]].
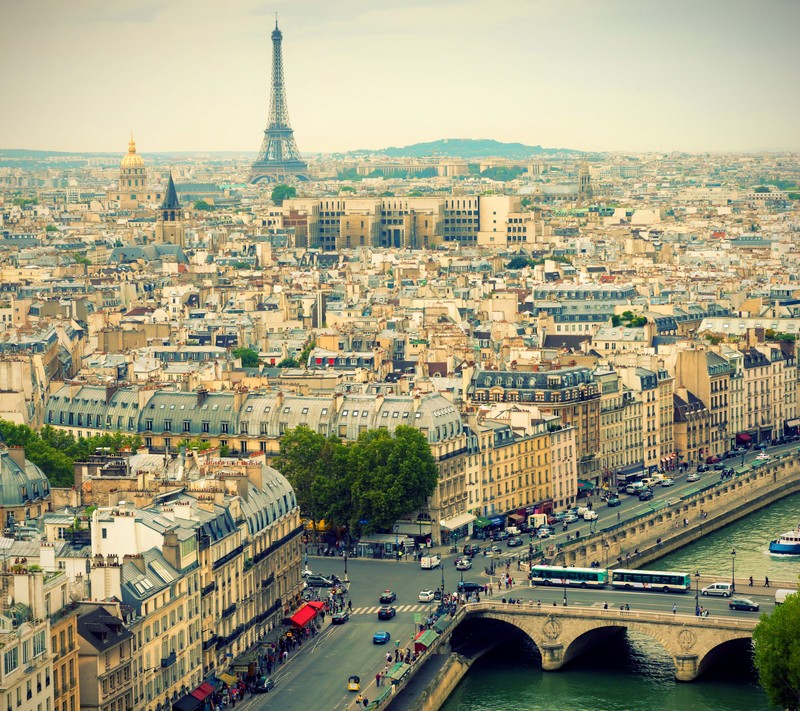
[[454, 601, 757, 681]]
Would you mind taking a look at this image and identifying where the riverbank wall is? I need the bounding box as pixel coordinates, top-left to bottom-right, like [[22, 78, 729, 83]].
[[553, 450, 800, 575]]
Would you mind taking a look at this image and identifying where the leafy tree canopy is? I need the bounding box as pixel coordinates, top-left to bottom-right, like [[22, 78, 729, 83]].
[[753, 590, 800, 710], [193, 199, 214, 211], [276, 357, 299, 368], [232, 347, 259, 368], [271, 184, 297, 206]]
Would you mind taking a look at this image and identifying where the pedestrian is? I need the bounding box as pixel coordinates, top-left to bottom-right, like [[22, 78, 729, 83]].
[[348, 599, 353, 612], [376, 672, 381, 687], [617, 512, 621, 521], [749, 576, 753, 587], [672, 604, 677, 614], [603, 601, 608, 610], [765, 576, 770, 587]]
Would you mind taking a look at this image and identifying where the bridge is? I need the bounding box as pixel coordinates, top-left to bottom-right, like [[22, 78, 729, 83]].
[[451, 601, 757, 681]]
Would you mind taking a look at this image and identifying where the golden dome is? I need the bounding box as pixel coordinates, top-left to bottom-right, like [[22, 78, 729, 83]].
[[120, 133, 145, 169]]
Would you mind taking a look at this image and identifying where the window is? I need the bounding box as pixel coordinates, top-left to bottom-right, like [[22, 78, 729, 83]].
[[164, 420, 172, 431], [101, 528, 107, 539], [240, 422, 248, 435], [145, 419, 153, 430], [221, 422, 229, 434], [202, 421, 210, 433], [4, 647, 18, 675], [183, 420, 191, 433]]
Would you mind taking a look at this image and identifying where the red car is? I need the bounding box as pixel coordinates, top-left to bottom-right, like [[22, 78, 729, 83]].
[[705, 455, 721, 464]]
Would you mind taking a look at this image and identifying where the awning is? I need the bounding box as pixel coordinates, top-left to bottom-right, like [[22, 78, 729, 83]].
[[577, 479, 593, 490], [393, 522, 432, 536], [306, 600, 325, 611], [489, 516, 505, 526], [736, 432, 752, 442], [289, 603, 318, 628], [217, 673, 238, 687], [387, 662, 412, 682], [786, 419, 800, 428], [414, 629, 439, 649], [173, 696, 202, 711], [618, 463, 645, 475], [439, 513, 476, 531], [191, 682, 215, 701], [474, 517, 492, 528]]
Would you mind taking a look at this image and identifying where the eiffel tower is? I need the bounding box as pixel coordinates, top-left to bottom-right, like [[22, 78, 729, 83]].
[[249, 19, 309, 183]]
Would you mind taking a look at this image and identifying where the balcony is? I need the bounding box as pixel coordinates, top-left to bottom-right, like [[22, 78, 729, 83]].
[[261, 572, 275, 589], [212, 545, 244, 570], [160, 651, 177, 669], [221, 603, 237, 619], [201, 581, 216, 596], [202, 636, 218, 651]]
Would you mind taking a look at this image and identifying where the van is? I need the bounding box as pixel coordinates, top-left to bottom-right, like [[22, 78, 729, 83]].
[[701, 582, 733, 597], [504, 526, 521, 536], [420, 555, 440, 570], [775, 589, 797, 605], [528, 514, 548, 530], [625, 481, 647, 495]]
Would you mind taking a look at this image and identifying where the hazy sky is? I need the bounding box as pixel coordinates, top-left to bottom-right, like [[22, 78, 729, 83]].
[[1, 0, 798, 154]]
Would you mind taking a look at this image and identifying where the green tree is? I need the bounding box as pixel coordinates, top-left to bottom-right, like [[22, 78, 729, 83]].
[[232, 347, 259, 368], [298, 339, 316, 365], [193, 200, 214, 211], [276, 357, 299, 368], [753, 590, 800, 710], [179, 438, 212, 451], [271, 184, 297, 206], [339, 186, 357, 194], [45, 224, 58, 232], [506, 256, 530, 270]]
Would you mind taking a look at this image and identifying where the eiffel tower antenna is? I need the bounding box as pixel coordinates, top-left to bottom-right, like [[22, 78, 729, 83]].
[[249, 18, 308, 183]]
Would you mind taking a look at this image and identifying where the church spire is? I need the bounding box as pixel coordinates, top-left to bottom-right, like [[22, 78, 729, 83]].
[[161, 171, 180, 211]]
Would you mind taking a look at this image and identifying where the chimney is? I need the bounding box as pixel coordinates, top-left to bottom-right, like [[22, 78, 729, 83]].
[[8, 446, 26, 470], [233, 386, 248, 412], [123, 554, 146, 574], [246, 463, 263, 491], [162, 530, 180, 571], [196, 386, 209, 406]]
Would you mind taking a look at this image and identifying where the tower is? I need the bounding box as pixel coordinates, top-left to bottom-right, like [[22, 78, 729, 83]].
[[578, 158, 593, 205], [249, 20, 308, 183], [107, 133, 163, 209], [155, 172, 185, 247]]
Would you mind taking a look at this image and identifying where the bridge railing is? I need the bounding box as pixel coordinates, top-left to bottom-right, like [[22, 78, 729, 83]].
[[464, 600, 758, 629]]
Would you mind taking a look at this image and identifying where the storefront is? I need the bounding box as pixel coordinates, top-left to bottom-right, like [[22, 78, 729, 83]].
[[439, 513, 476, 544], [615, 463, 645, 487]]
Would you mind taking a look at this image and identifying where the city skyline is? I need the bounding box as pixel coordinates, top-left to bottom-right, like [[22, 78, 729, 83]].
[[1, 0, 798, 154]]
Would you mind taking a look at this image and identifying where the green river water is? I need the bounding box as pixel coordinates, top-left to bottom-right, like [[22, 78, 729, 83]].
[[441, 493, 800, 711]]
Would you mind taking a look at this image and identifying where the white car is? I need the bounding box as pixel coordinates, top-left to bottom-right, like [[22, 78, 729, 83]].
[[301, 567, 313, 578], [660, 478, 674, 487], [455, 558, 472, 571], [686, 473, 700, 482], [583, 510, 598, 521], [418, 589, 435, 603], [757, 452, 770, 460], [536, 528, 551, 539]]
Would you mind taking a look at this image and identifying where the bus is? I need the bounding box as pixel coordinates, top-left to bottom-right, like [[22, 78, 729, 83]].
[[611, 569, 691, 593], [529, 565, 608, 588]]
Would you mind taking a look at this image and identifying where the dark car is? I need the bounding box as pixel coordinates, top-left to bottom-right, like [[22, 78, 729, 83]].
[[462, 544, 480, 557], [607, 496, 621, 507], [706, 455, 721, 464], [331, 611, 350, 625], [433, 590, 442, 601], [378, 606, 396, 620], [697, 464, 711, 473], [492, 531, 510, 541], [754, 442, 769, 450], [729, 597, 760, 612], [253, 677, 276, 694], [506, 537, 523, 547], [638, 488, 654, 501], [306, 574, 334, 588], [379, 590, 397, 604], [457, 581, 486, 594], [713, 462, 726, 470]]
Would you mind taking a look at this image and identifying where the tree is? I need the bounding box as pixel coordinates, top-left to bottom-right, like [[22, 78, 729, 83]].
[[271, 184, 297, 206], [276, 357, 299, 368], [45, 224, 58, 232], [179, 438, 212, 451], [232, 347, 259, 368], [193, 200, 214, 211], [753, 590, 800, 710], [506, 256, 530, 270]]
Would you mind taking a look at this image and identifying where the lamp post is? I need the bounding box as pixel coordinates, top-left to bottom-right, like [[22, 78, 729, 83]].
[[563, 576, 568, 606], [603, 540, 610, 579], [695, 571, 700, 614], [730, 548, 736, 593], [343, 551, 349, 584]]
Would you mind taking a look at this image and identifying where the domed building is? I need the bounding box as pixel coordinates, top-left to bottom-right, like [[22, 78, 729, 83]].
[[0, 446, 52, 534], [107, 133, 163, 210]]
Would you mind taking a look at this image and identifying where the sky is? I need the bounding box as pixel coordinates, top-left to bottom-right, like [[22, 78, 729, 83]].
[[1, 0, 798, 154]]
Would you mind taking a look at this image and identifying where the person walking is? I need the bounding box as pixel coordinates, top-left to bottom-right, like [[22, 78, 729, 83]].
[[672, 604, 677, 614], [749, 576, 753, 587], [764, 576, 770, 587]]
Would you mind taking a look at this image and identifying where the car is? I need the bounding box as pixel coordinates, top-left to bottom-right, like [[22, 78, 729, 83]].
[[378, 606, 396, 620], [660, 478, 674, 487], [722, 467, 734, 475], [373, 631, 391, 644], [418, 589, 435, 603], [252, 677, 276, 694], [686, 473, 700, 482], [757, 452, 771, 461], [697, 464, 710, 473], [301, 567, 313, 578], [553, 511, 567, 522], [706, 455, 721, 464], [537, 528, 551, 539], [607, 496, 621, 507], [457, 581, 486, 594], [564, 513, 579, 524], [462, 544, 480, 557], [729, 597, 760, 612], [305, 574, 334, 588], [576, 506, 591, 516], [492, 531, 510, 541], [713, 462, 726, 470], [583, 510, 598, 521], [433, 590, 442, 601], [331, 611, 350, 625], [754, 442, 768, 450], [638, 488, 654, 501], [455, 558, 472, 570], [379, 590, 397, 604], [734, 446, 748, 455], [701, 582, 733, 597], [507, 537, 523, 547], [547, 515, 558, 525], [348, 675, 361, 692]]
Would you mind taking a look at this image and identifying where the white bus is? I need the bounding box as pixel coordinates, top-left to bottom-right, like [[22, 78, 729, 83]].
[[529, 565, 608, 588], [611, 569, 691, 593]]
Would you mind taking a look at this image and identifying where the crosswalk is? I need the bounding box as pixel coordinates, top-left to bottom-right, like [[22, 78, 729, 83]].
[[350, 604, 433, 615]]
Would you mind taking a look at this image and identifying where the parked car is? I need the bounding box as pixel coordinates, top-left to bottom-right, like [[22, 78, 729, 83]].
[[547, 515, 558, 525], [306, 574, 334, 588], [754, 442, 769, 451], [506, 537, 523, 547], [301, 567, 313, 578], [455, 558, 472, 570], [331, 611, 350, 625], [418, 590, 435, 603], [729, 597, 760, 612], [378, 606, 396, 620], [660, 478, 674, 487], [457, 581, 486, 594], [373, 631, 391, 644], [702, 582, 733, 597], [379, 590, 397, 604], [686, 473, 700, 482], [638, 488, 654, 501], [253, 677, 276, 694]]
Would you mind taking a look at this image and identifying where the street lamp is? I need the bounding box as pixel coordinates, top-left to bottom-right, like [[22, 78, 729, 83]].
[[603, 540, 610, 579], [563, 575, 568, 606], [695, 571, 700, 614], [343, 550, 349, 584], [730, 548, 736, 593]]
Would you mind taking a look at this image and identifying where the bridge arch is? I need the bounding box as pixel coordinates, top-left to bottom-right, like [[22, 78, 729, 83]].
[[454, 603, 755, 681]]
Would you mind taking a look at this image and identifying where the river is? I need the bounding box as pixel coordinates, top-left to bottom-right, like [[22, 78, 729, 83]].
[[441, 493, 800, 711]]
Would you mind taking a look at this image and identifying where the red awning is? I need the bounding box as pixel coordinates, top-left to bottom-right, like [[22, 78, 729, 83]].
[[190, 682, 214, 701], [289, 604, 318, 628], [306, 600, 325, 610], [736, 432, 752, 443]]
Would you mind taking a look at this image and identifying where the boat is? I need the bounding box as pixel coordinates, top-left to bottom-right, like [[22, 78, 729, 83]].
[[769, 527, 800, 555]]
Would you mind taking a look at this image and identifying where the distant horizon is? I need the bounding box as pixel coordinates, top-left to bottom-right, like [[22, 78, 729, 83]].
[[1, 1, 797, 155]]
